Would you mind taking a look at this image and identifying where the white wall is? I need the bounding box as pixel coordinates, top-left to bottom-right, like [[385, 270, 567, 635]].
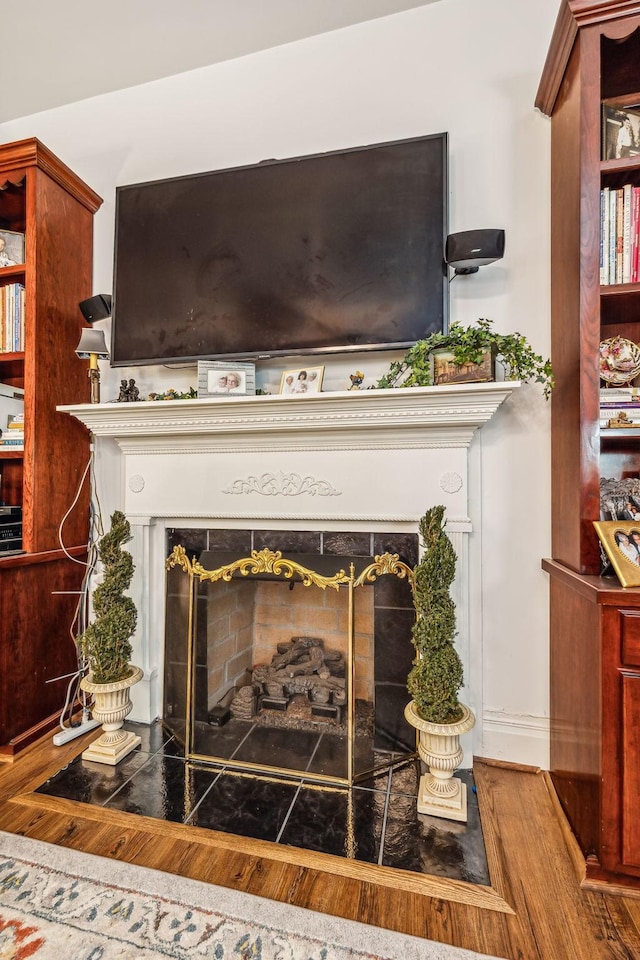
[[0, 0, 560, 767]]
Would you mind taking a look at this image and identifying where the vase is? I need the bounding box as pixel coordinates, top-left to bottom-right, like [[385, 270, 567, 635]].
[[404, 699, 476, 822], [79, 666, 143, 765]]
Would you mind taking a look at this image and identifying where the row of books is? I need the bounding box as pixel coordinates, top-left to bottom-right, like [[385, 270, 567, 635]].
[[0, 282, 25, 353], [600, 386, 640, 428], [0, 412, 24, 449], [600, 184, 640, 285]]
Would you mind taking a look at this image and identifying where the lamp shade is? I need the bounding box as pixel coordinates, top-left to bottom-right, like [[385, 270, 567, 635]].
[[75, 327, 109, 359]]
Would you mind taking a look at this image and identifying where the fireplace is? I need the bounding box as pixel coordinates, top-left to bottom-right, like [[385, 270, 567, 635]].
[[60, 381, 517, 761], [163, 528, 419, 785]]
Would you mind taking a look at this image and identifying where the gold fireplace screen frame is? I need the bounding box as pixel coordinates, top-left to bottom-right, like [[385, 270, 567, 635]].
[[165, 545, 416, 787]]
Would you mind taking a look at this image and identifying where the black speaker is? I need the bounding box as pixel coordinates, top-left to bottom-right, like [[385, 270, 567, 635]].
[[445, 229, 505, 275], [79, 294, 112, 323]]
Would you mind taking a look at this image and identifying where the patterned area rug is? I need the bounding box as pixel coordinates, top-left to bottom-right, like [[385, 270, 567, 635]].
[[0, 831, 502, 959]]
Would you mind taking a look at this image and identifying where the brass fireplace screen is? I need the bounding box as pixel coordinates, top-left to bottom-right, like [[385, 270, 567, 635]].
[[164, 545, 417, 787]]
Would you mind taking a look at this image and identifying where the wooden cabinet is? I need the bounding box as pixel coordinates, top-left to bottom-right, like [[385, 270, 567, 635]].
[[0, 138, 102, 755], [538, 2, 640, 889]]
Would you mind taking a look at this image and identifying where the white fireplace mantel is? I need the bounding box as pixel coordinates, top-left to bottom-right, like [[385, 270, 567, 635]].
[[59, 381, 518, 451], [59, 381, 518, 733]]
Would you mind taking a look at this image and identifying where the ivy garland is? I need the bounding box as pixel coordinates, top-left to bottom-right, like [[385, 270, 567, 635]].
[[376, 318, 554, 399]]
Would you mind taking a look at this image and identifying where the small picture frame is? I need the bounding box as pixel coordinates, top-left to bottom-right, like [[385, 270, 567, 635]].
[[0, 230, 25, 267], [197, 360, 256, 398], [601, 99, 640, 161], [279, 365, 324, 395], [594, 520, 640, 587]]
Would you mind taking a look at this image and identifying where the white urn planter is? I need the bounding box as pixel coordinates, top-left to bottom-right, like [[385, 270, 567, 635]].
[[404, 699, 476, 822], [80, 666, 143, 765]]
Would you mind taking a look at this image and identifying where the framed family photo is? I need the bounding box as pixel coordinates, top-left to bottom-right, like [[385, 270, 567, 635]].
[[197, 360, 256, 397], [601, 98, 640, 160], [279, 365, 324, 395], [594, 520, 640, 587], [0, 230, 25, 267]]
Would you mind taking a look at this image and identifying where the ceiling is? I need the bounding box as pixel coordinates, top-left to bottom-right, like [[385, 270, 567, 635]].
[[3, 0, 441, 124]]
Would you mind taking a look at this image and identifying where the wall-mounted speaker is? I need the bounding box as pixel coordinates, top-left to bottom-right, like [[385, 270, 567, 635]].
[[445, 229, 505, 275], [79, 294, 112, 323]]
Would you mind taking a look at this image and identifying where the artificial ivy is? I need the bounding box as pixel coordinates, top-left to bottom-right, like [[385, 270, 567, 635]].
[[376, 318, 554, 398]]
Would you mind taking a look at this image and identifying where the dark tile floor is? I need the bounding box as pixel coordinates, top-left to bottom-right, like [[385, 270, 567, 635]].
[[35, 720, 490, 885]]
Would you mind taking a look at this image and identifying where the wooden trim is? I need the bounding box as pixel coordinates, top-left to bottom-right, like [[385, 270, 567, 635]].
[[0, 138, 102, 213], [0, 545, 87, 569], [536, 1, 640, 116], [0, 708, 78, 760], [542, 769, 588, 884], [11, 789, 515, 914]]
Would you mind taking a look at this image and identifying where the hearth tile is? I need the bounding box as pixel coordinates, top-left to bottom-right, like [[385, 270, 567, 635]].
[[253, 530, 321, 554], [306, 734, 348, 779], [388, 757, 421, 796], [381, 771, 490, 884], [323, 532, 372, 556], [279, 785, 382, 862], [374, 608, 415, 684], [373, 532, 419, 568], [130, 720, 181, 757], [233, 724, 321, 772], [191, 718, 255, 759], [373, 570, 415, 609], [103, 754, 211, 822], [188, 771, 297, 841], [372, 683, 416, 753], [207, 529, 252, 553], [167, 528, 207, 558], [35, 748, 152, 805]]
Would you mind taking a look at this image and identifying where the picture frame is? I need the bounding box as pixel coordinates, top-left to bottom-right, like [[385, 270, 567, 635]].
[[0, 230, 25, 267], [197, 360, 256, 398], [279, 365, 324, 395], [601, 98, 640, 161], [594, 520, 640, 587], [431, 347, 496, 387]]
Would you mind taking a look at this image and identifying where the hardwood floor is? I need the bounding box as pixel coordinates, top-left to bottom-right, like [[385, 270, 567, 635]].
[[1, 729, 640, 959]]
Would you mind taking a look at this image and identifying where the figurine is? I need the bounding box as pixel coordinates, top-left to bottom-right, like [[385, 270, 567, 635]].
[[117, 378, 140, 402], [349, 371, 365, 390]]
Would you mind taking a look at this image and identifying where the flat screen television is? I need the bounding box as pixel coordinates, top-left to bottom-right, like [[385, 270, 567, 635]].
[[111, 132, 448, 366]]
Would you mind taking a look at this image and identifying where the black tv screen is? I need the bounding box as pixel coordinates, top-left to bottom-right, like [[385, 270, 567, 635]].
[[111, 133, 448, 366]]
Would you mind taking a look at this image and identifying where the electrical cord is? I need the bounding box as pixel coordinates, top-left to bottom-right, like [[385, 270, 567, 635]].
[[54, 439, 104, 733]]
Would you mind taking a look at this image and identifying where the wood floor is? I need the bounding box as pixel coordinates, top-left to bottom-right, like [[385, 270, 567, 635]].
[[1, 729, 640, 959]]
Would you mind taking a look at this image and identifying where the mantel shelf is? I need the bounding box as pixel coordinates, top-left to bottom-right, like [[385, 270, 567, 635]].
[[58, 381, 520, 452]]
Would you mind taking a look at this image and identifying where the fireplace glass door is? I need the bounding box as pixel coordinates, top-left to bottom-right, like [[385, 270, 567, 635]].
[[164, 545, 416, 787]]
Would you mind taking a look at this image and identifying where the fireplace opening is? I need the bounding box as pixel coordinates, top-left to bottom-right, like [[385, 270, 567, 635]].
[[163, 529, 419, 787]]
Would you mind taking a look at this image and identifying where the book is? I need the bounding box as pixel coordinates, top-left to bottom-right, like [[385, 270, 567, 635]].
[[623, 183, 633, 283], [632, 186, 640, 283], [601, 187, 610, 285]]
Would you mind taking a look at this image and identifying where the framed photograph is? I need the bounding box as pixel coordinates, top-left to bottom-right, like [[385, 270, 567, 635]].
[[0, 230, 25, 267], [602, 99, 640, 160], [594, 520, 640, 587], [279, 365, 324, 395], [431, 348, 495, 387], [197, 360, 256, 398]]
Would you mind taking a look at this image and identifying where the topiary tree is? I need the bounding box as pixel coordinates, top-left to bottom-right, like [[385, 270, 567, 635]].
[[407, 505, 464, 724], [79, 510, 137, 683]]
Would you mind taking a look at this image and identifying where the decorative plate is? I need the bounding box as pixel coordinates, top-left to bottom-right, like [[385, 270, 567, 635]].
[[599, 337, 640, 385]]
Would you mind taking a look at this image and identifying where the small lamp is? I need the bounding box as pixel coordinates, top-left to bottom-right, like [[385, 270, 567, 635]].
[[75, 328, 109, 403]]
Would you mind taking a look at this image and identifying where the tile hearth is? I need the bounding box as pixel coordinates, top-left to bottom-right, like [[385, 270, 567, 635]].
[[36, 720, 490, 885]]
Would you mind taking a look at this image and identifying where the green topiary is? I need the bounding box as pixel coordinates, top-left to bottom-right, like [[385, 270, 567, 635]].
[[79, 511, 137, 683], [408, 505, 464, 724]]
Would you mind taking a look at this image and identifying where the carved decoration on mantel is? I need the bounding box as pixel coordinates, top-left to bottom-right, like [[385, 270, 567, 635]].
[[440, 472, 464, 494], [223, 472, 342, 498]]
